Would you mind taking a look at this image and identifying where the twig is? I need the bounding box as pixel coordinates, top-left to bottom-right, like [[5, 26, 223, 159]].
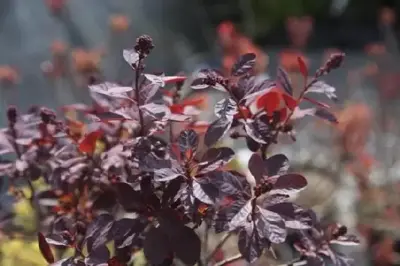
[[215, 253, 243, 266], [204, 232, 233, 264], [134, 57, 145, 136]]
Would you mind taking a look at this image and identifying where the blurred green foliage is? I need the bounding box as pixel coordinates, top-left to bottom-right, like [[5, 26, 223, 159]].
[[249, 0, 330, 36]]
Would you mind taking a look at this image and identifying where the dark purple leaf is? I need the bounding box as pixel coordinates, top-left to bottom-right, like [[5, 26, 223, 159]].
[[114, 182, 144, 212], [264, 154, 289, 177], [190, 77, 209, 90], [235, 75, 256, 100], [248, 153, 264, 184], [258, 207, 287, 243], [266, 202, 313, 229], [207, 171, 245, 197], [238, 228, 266, 263], [192, 180, 215, 204], [232, 53, 256, 76], [170, 226, 201, 265], [177, 129, 198, 158], [244, 118, 270, 144], [271, 174, 308, 194], [38, 232, 55, 264], [314, 108, 338, 123], [226, 200, 253, 231], [86, 245, 110, 265], [204, 117, 232, 147], [241, 79, 275, 103], [197, 147, 235, 174], [154, 160, 184, 182], [92, 190, 117, 211], [277, 67, 293, 95], [214, 98, 237, 119], [213, 198, 248, 233], [246, 136, 260, 152], [162, 177, 184, 205], [143, 227, 172, 265], [261, 194, 290, 208], [86, 214, 114, 251]]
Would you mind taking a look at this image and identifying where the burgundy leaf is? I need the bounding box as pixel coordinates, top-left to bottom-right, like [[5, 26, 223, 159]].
[[238, 227, 266, 263], [38, 232, 55, 264], [271, 174, 308, 194], [244, 118, 270, 144], [207, 171, 246, 197], [258, 207, 287, 243], [232, 53, 256, 76], [248, 153, 264, 184], [266, 202, 313, 229], [227, 200, 252, 231], [213, 198, 248, 233], [264, 154, 289, 177], [277, 67, 293, 95], [204, 117, 232, 147], [198, 147, 235, 174]]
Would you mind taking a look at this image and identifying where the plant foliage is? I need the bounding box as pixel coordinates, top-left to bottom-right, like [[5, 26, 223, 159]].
[[0, 36, 356, 265]]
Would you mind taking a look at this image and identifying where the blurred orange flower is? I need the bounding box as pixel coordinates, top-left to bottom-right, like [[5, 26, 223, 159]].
[[279, 50, 309, 73], [71, 48, 102, 74], [109, 14, 130, 32], [0, 65, 19, 84]]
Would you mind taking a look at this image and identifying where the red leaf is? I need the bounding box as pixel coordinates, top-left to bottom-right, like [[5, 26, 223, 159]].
[[297, 56, 308, 78], [256, 91, 281, 113], [78, 130, 103, 154], [282, 94, 297, 110], [169, 104, 184, 114], [163, 76, 187, 84], [38, 232, 55, 264]]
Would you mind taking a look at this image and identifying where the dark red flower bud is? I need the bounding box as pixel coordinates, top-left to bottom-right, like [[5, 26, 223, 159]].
[[7, 105, 18, 124], [134, 35, 154, 56]]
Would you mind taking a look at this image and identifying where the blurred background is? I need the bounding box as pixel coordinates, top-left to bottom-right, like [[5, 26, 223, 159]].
[[2, 0, 400, 265]]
